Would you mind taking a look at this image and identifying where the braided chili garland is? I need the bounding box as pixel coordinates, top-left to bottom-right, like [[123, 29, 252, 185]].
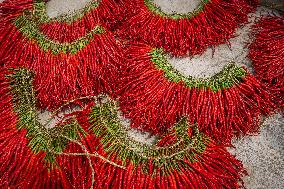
[[0, 0, 33, 23], [0, 0, 124, 110], [62, 97, 247, 189], [0, 68, 79, 188], [0, 0, 124, 40], [35, 0, 125, 42], [0, 1, 281, 188], [118, 43, 276, 144], [249, 15, 284, 110], [118, 0, 258, 56], [0, 68, 128, 188], [0, 68, 246, 188]]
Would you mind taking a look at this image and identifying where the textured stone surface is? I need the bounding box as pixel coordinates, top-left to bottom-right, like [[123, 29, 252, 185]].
[[229, 113, 284, 189], [46, 0, 92, 18], [261, 0, 284, 11], [153, 0, 200, 14]]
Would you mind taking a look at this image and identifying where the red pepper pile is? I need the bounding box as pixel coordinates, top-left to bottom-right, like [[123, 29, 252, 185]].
[[58, 133, 247, 189], [119, 0, 258, 56], [0, 0, 124, 110], [0, 68, 68, 188], [39, 0, 125, 42], [249, 15, 284, 110], [0, 0, 282, 188], [51, 100, 248, 189], [0, 69, 246, 188], [117, 42, 276, 144], [0, 0, 33, 23]]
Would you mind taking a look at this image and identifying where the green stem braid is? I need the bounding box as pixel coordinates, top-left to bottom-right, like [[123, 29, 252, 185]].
[[89, 99, 209, 175], [33, 0, 101, 24], [144, 0, 210, 19], [150, 48, 247, 92], [6, 69, 86, 166]]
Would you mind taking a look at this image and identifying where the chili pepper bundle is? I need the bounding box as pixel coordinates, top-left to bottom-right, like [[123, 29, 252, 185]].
[[0, 68, 86, 188], [0, 0, 124, 41], [0, 0, 33, 24], [0, 1, 124, 110], [249, 15, 284, 110], [58, 98, 247, 188], [0, 68, 246, 188], [35, 0, 125, 42], [117, 43, 276, 144], [0, 68, 132, 188], [118, 0, 258, 56]]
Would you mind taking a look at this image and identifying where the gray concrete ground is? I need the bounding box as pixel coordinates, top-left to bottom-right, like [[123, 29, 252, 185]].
[[0, 0, 283, 188], [261, 0, 284, 11], [229, 113, 284, 189]]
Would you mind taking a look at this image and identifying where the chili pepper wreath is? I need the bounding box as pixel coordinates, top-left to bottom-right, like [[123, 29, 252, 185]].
[[0, 67, 130, 188], [249, 15, 284, 110], [118, 0, 258, 56], [0, 0, 124, 39], [0, 68, 246, 188], [118, 43, 276, 144], [0, 0, 124, 110], [0, 68, 80, 188], [33, 0, 125, 42], [58, 96, 247, 189]]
